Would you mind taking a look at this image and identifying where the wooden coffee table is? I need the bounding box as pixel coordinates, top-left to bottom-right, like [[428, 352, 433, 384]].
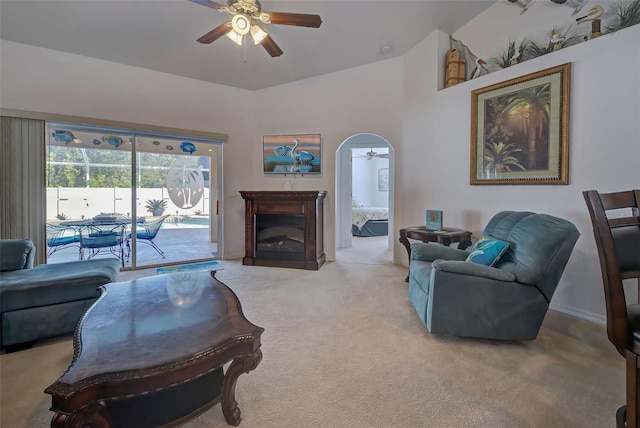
[[399, 226, 473, 281], [45, 270, 264, 427]]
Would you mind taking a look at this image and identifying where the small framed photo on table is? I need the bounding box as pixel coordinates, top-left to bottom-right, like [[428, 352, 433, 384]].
[[426, 210, 443, 231]]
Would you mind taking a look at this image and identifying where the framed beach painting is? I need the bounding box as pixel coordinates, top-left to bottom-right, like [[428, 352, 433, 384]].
[[263, 134, 321, 174], [378, 168, 389, 191], [470, 63, 571, 185]]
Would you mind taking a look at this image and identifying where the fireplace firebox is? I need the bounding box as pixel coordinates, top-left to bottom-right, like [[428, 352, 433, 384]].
[[240, 191, 326, 270], [256, 213, 305, 260]]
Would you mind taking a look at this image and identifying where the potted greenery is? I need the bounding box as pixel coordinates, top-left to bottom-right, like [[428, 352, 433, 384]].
[[606, 0, 640, 33], [145, 199, 167, 216]]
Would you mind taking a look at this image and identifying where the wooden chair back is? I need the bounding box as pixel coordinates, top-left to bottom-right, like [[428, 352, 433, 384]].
[[583, 189, 640, 356]]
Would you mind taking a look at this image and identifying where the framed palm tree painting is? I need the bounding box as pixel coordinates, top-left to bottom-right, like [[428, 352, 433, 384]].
[[470, 63, 571, 185]]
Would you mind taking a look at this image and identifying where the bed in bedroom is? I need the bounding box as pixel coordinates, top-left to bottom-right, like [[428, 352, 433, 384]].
[[352, 206, 389, 237]]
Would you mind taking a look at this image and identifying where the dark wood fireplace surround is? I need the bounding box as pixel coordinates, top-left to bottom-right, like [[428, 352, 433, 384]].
[[240, 191, 326, 270]]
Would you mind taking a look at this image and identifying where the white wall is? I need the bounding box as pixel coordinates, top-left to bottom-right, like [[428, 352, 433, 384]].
[[0, 40, 403, 262], [352, 155, 371, 205], [0, 40, 254, 258], [254, 59, 404, 260], [2, 4, 639, 322], [401, 21, 640, 322], [46, 187, 209, 220], [453, 0, 617, 68], [352, 152, 390, 207]]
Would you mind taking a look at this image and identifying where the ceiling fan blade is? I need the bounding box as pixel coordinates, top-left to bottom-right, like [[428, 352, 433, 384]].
[[197, 22, 232, 44], [261, 35, 284, 57], [187, 0, 225, 10], [266, 12, 322, 28]]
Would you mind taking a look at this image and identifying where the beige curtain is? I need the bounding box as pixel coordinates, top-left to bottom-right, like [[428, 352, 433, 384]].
[[0, 116, 46, 265]]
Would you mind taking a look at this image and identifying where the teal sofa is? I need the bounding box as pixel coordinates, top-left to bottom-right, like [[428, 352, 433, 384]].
[[0, 239, 119, 349], [408, 211, 580, 341]]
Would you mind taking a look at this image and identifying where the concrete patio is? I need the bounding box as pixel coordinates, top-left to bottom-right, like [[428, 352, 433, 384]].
[[47, 222, 218, 270]]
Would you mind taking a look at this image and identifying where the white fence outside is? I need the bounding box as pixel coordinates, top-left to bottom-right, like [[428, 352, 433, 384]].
[[46, 187, 210, 221]]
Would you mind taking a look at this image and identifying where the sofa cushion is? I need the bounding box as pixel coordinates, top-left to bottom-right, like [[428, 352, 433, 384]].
[[0, 239, 35, 272], [0, 258, 119, 312], [465, 235, 509, 266]]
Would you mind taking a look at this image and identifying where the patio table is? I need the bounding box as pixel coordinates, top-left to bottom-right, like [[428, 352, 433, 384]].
[[60, 218, 145, 265]]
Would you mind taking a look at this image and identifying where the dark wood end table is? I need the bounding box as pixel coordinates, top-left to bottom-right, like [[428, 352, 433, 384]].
[[45, 270, 264, 427], [399, 226, 473, 281]]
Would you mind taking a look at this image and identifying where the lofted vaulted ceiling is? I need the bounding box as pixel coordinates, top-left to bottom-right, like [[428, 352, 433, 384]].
[[0, 0, 496, 91]]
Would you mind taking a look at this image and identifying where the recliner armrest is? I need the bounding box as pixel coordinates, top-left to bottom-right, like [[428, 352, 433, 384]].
[[432, 259, 516, 282], [410, 243, 469, 262]]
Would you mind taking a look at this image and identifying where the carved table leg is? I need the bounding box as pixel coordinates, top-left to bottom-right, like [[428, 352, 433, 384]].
[[51, 402, 111, 428], [399, 235, 412, 282], [221, 349, 263, 426]]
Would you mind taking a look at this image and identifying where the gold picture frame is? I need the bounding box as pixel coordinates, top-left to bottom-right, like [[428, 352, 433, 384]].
[[470, 63, 571, 185]]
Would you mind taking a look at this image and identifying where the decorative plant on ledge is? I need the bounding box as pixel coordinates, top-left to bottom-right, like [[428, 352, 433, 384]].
[[606, 0, 640, 33], [145, 199, 167, 216], [491, 39, 528, 69], [450, 0, 639, 85], [525, 26, 582, 59]]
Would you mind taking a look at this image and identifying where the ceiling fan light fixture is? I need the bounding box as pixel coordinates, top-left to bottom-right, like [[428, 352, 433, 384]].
[[231, 14, 251, 35], [250, 24, 268, 44], [188, 0, 322, 58], [226, 29, 244, 45]]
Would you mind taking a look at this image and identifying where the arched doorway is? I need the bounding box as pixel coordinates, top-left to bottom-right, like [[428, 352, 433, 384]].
[[335, 133, 395, 258]]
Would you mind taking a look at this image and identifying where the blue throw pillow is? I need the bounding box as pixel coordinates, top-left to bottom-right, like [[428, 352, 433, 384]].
[[465, 235, 510, 266]]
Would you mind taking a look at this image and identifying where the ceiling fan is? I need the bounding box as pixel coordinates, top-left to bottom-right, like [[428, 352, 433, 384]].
[[188, 0, 322, 57], [353, 149, 390, 161]]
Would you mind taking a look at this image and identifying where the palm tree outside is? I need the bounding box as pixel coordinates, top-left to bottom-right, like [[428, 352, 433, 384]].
[[145, 199, 167, 216]]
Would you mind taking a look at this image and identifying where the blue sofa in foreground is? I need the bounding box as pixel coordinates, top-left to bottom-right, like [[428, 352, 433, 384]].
[[0, 239, 120, 350], [408, 211, 580, 341]]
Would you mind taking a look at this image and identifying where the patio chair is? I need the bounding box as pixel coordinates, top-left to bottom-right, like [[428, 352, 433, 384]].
[[46, 224, 80, 257], [80, 224, 125, 267], [128, 215, 168, 258]]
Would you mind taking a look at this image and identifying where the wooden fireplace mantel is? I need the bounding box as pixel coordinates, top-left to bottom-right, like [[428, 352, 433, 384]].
[[240, 191, 326, 270]]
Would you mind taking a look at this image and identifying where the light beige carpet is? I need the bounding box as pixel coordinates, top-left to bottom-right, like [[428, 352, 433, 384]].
[[0, 237, 625, 427]]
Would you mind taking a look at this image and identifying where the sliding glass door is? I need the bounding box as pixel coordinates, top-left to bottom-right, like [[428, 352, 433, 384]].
[[131, 136, 217, 267], [46, 123, 221, 269]]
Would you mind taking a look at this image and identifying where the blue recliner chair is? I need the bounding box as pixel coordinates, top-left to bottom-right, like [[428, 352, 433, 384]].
[[408, 211, 580, 341]]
